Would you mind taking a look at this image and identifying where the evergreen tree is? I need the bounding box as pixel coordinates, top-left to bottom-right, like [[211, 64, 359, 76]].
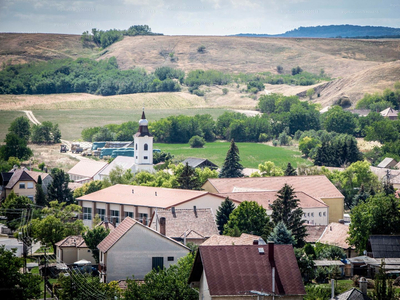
[[268, 221, 295, 245], [176, 162, 201, 190], [284, 162, 297, 176], [219, 139, 244, 178], [47, 168, 74, 204], [35, 177, 47, 207], [270, 184, 307, 247], [216, 197, 235, 234]]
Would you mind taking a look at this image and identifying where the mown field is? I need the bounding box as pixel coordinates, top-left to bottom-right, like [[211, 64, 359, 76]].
[[154, 142, 310, 169], [0, 108, 228, 142]]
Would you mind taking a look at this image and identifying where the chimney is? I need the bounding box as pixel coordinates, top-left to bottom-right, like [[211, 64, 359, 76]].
[[172, 207, 176, 218], [359, 277, 368, 295], [253, 240, 259, 245], [160, 217, 166, 235], [193, 206, 197, 217], [268, 242, 274, 265]]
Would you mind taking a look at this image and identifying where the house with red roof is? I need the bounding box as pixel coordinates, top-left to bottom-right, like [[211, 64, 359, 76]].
[[55, 235, 95, 265], [189, 243, 305, 299], [203, 175, 344, 223], [97, 217, 190, 282]]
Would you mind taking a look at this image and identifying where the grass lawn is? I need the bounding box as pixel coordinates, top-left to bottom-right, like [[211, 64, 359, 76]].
[[29, 108, 227, 141], [154, 141, 311, 169]]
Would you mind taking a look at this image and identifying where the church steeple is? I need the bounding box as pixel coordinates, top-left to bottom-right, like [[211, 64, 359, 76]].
[[137, 108, 151, 137]]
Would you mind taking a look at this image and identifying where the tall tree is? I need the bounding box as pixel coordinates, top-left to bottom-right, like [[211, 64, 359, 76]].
[[268, 221, 295, 245], [270, 184, 307, 247], [348, 193, 400, 252], [83, 226, 110, 264], [30, 201, 86, 252], [0, 133, 32, 161], [0, 191, 31, 231], [35, 176, 47, 207], [224, 201, 272, 239], [0, 246, 41, 300], [284, 162, 297, 176], [216, 197, 235, 234], [47, 168, 74, 204], [9, 116, 31, 143], [219, 139, 244, 178], [176, 162, 201, 190]]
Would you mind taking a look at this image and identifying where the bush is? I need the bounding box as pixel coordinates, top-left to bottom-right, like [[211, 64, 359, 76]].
[[189, 135, 206, 148], [197, 45, 206, 53], [315, 267, 329, 283], [193, 89, 205, 97], [222, 88, 228, 95], [277, 65, 283, 74], [258, 133, 270, 142], [272, 139, 278, 147], [38, 162, 45, 171]]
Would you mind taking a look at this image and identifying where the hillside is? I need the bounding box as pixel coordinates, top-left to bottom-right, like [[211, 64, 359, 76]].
[[0, 33, 399, 107], [235, 25, 400, 38]]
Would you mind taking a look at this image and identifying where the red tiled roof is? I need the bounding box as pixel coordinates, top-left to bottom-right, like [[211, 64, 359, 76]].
[[97, 217, 136, 253], [305, 225, 327, 243], [218, 190, 327, 210], [318, 222, 353, 249], [55, 235, 87, 248], [77, 184, 226, 208], [149, 208, 219, 239], [202, 233, 262, 246], [190, 244, 305, 296], [205, 176, 344, 200]]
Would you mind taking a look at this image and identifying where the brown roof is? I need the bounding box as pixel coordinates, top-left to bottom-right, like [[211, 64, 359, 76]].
[[97, 217, 190, 253], [205, 176, 344, 200], [78, 184, 227, 208], [149, 208, 219, 239], [189, 244, 305, 296], [305, 225, 327, 243], [67, 160, 108, 179], [202, 233, 262, 246], [218, 190, 328, 210], [5, 169, 34, 189], [55, 235, 87, 248], [318, 222, 353, 249], [96, 221, 116, 231]]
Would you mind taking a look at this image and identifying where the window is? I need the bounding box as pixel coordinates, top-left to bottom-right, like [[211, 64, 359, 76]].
[[87, 249, 91, 253], [307, 213, 310, 217], [152, 257, 164, 271], [323, 212, 326, 216], [144, 156, 148, 160], [311, 213, 314, 217], [19, 183, 25, 189], [27, 182, 34, 189], [139, 213, 148, 225], [303, 213, 306, 218], [97, 209, 106, 221], [111, 210, 119, 223], [144, 144, 148, 151], [135, 143, 137, 150], [124, 211, 133, 219], [27, 196, 34, 202], [83, 207, 92, 220], [168, 257, 174, 261], [319, 212, 322, 217]]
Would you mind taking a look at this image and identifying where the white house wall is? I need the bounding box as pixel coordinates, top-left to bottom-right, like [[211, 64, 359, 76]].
[[175, 194, 229, 217], [106, 224, 189, 282], [199, 270, 211, 300], [266, 207, 329, 225]]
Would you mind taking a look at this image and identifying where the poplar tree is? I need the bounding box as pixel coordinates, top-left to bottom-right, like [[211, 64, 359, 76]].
[[35, 175, 47, 207], [219, 139, 244, 178], [271, 184, 307, 247]]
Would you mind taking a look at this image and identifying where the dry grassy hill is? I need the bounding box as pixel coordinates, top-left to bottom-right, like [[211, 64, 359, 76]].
[[1, 33, 399, 108]]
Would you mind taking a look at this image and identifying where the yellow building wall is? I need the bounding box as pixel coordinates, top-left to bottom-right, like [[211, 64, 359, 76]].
[[321, 197, 344, 223], [6, 180, 36, 202], [202, 181, 218, 193]]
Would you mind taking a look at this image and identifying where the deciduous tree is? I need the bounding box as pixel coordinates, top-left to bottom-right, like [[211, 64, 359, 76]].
[[83, 226, 110, 263], [0, 191, 31, 231], [9, 116, 31, 142]]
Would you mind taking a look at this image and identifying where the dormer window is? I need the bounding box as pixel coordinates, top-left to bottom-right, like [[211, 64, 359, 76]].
[[144, 144, 148, 151]]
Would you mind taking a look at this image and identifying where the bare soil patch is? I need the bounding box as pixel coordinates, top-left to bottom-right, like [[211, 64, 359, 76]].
[[28, 143, 80, 171]]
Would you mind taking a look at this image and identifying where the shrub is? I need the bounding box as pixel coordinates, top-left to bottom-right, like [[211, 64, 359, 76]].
[[272, 139, 278, 146], [315, 267, 329, 283], [258, 133, 270, 142], [222, 88, 229, 95], [189, 135, 206, 148], [277, 65, 283, 74], [193, 89, 205, 97], [38, 162, 45, 171], [197, 45, 206, 53]]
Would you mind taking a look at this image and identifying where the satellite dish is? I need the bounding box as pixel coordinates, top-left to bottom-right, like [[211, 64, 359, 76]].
[[363, 250, 367, 255]]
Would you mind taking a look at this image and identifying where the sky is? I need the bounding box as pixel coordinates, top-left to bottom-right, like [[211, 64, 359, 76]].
[[0, 0, 399, 35]]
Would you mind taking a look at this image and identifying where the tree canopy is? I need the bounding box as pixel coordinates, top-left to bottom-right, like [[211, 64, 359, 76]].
[[219, 139, 244, 178], [83, 226, 110, 264], [216, 197, 235, 235], [47, 168, 74, 204]]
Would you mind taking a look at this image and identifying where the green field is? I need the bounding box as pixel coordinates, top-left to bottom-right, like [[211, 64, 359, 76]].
[[0, 108, 228, 141], [154, 142, 311, 169]]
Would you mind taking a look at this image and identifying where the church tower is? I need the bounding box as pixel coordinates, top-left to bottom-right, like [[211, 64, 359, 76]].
[[133, 109, 154, 173]]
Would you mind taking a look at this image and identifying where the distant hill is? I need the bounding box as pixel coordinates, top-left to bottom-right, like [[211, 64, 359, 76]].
[[235, 25, 400, 38]]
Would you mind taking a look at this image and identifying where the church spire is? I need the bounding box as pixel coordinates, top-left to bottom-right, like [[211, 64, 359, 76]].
[[137, 108, 151, 137]]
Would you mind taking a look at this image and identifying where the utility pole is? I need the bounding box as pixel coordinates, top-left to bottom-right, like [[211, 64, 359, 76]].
[[44, 246, 47, 300]]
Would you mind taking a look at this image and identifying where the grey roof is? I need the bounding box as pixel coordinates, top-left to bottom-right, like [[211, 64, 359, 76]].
[[377, 157, 397, 168], [181, 158, 218, 169], [331, 288, 371, 300], [99, 156, 136, 177], [314, 260, 345, 267], [369, 235, 400, 258], [348, 256, 378, 264]]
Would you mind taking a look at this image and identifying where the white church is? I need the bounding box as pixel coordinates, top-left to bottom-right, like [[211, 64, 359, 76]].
[[132, 109, 155, 173]]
